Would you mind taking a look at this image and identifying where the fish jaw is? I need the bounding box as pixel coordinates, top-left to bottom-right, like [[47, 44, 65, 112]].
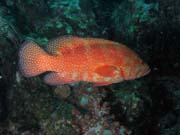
[[120, 62, 150, 81], [136, 63, 151, 78]]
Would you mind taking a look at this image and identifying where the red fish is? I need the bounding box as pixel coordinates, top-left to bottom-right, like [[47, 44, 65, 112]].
[[19, 36, 150, 86]]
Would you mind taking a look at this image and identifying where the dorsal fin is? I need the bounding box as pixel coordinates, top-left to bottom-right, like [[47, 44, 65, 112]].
[[47, 36, 121, 56], [47, 36, 84, 55]]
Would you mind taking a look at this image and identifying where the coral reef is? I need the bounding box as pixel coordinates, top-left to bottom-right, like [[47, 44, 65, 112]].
[[111, 0, 158, 43], [0, 0, 179, 135], [54, 85, 131, 135], [1, 0, 99, 45]]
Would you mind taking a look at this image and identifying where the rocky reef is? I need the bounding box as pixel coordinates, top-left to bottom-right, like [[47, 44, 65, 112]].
[[0, 0, 180, 135]]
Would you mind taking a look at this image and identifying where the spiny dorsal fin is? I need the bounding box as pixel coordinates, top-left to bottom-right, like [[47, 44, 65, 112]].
[[84, 37, 120, 46]]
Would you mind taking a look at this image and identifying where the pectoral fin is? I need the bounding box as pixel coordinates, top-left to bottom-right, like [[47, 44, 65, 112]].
[[94, 64, 119, 77]]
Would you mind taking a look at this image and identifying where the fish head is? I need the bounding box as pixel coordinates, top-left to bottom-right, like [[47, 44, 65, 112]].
[[122, 60, 150, 80], [134, 62, 151, 79]]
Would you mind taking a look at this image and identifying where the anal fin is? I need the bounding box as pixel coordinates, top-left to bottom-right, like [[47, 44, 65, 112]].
[[44, 72, 76, 85]]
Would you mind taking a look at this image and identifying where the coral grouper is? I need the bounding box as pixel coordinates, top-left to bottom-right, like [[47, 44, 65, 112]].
[[19, 36, 150, 86]]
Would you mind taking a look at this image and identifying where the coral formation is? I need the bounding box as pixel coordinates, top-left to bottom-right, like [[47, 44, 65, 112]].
[[55, 85, 131, 135], [0, 0, 179, 135]]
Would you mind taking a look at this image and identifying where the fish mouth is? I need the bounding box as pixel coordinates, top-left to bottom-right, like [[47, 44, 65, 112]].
[[137, 64, 151, 78]]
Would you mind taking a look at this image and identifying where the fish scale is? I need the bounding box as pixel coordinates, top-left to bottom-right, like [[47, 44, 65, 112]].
[[19, 36, 150, 86]]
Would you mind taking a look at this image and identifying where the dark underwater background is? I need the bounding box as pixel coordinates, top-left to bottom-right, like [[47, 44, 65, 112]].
[[0, 0, 180, 135]]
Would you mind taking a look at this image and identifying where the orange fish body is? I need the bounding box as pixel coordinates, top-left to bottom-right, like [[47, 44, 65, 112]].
[[19, 36, 150, 86]]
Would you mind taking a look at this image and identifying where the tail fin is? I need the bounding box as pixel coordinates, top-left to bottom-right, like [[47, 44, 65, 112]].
[[19, 41, 49, 77]]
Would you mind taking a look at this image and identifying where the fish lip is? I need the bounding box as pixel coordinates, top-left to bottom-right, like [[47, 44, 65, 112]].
[[144, 68, 151, 76], [138, 66, 151, 78]]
